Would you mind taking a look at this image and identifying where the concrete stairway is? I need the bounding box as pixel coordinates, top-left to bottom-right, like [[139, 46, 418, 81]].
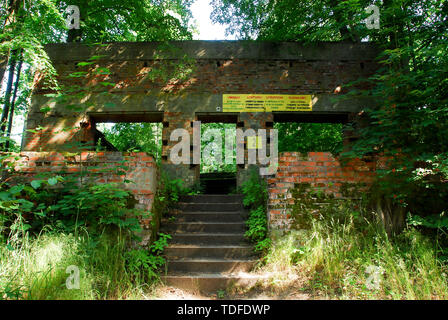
[[161, 194, 259, 292]]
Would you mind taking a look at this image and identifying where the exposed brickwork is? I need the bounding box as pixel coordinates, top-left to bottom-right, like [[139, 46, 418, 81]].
[[161, 111, 199, 186], [4, 151, 158, 230], [268, 152, 378, 229], [35, 59, 377, 96], [24, 41, 379, 155]]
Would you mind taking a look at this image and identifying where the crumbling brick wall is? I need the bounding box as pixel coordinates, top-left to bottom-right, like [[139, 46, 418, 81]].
[[268, 152, 378, 229], [4, 151, 158, 243]]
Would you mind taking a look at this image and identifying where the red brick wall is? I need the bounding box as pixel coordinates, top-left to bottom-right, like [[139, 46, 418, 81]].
[[268, 152, 379, 228], [35, 59, 376, 96], [4, 151, 158, 230]]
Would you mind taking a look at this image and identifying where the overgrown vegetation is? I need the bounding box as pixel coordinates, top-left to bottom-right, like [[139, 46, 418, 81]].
[[240, 167, 270, 253], [1, 0, 448, 301], [0, 159, 174, 300], [256, 185, 448, 299], [0, 230, 171, 300]]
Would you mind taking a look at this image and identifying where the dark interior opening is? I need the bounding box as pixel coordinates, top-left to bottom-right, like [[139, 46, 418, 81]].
[[197, 115, 237, 194], [200, 172, 237, 194]]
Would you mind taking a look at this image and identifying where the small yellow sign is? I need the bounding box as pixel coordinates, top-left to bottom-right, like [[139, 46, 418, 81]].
[[222, 94, 312, 112], [247, 136, 262, 149]]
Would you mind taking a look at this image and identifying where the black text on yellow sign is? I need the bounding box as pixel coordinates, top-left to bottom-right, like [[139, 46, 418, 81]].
[[222, 94, 312, 112]]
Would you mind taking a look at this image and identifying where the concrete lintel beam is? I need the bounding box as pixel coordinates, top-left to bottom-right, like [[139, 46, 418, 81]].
[[44, 41, 381, 62]]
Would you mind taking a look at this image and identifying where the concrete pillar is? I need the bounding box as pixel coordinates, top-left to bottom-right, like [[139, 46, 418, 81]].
[[236, 112, 274, 187], [161, 111, 199, 187]]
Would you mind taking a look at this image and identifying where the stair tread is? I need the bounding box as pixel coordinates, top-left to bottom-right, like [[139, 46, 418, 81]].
[[179, 202, 241, 205], [171, 233, 245, 236], [167, 244, 252, 248], [172, 212, 246, 215], [162, 194, 259, 291], [163, 272, 264, 278], [167, 222, 245, 225], [167, 258, 256, 262]]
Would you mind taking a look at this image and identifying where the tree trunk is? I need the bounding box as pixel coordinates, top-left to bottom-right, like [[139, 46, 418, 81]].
[[0, 50, 18, 138], [0, 51, 9, 84], [5, 52, 23, 151], [374, 195, 406, 236]]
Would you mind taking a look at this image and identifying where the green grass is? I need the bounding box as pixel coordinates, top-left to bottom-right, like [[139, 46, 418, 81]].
[[0, 231, 160, 300], [261, 206, 448, 299]]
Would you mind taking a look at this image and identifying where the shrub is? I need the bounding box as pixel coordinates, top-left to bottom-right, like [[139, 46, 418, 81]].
[[241, 167, 270, 253], [261, 185, 448, 299]]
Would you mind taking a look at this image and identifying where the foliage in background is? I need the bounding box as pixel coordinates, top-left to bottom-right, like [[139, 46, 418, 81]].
[[99, 123, 163, 162], [275, 123, 343, 155], [211, 0, 375, 41], [200, 123, 237, 174], [241, 167, 270, 253], [58, 0, 193, 43]]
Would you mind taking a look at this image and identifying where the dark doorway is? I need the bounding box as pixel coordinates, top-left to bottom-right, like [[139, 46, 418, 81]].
[[198, 116, 237, 194]]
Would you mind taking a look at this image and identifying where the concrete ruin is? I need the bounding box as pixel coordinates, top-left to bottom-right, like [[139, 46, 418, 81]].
[[18, 40, 381, 230]]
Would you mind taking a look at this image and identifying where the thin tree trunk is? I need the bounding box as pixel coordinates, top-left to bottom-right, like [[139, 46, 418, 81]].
[[5, 52, 23, 151], [0, 50, 18, 138], [0, 50, 9, 84]]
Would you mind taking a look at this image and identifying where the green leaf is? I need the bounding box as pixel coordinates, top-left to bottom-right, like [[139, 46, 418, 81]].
[[99, 82, 115, 87], [0, 191, 11, 201], [77, 61, 94, 66], [48, 177, 58, 186], [31, 180, 42, 190], [9, 185, 24, 195]]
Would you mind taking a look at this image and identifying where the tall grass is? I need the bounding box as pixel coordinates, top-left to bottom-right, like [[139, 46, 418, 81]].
[[260, 202, 448, 299], [0, 230, 158, 300]]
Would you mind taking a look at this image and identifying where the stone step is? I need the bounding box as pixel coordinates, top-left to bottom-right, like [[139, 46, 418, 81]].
[[166, 212, 247, 223], [165, 245, 255, 259], [161, 222, 246, 233], [179, 194, 243, 203], [169, 233, 248, 245], [167, 258, 256, 273], [160, 194, 259, 293], [177, 202, 242, 212], [161, 273, 264, 293]]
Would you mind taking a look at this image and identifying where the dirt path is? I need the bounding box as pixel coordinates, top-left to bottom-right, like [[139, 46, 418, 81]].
[[150, 277, 322, 300]]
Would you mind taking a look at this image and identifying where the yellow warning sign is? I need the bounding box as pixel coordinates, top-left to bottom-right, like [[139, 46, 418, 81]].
[[247, 136, 262, 149], [222, 94, 312, 112]]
